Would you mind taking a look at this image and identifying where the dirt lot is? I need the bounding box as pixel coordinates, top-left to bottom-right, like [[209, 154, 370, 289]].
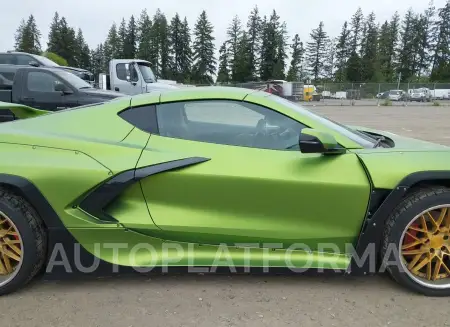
[[4, 105, 450, 327]]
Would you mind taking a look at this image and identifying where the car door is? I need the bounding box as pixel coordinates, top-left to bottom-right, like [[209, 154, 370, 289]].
[[112, 62, 143, 95], [132, 98, 371, 252], [21, 70, 64, 110]]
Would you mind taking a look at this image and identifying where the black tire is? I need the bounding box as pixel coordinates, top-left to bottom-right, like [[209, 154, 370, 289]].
[[381, 186, 450, 296], [0, 187, 47, 295]]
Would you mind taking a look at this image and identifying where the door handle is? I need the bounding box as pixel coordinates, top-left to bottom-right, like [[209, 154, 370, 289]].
[[23, 97, 34, 101], [114, 87, 119, 91]]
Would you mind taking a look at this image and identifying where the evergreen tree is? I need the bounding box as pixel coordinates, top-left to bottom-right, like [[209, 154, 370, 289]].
[[334, 21, 351, 82], [117, 18, 127, 58], [246, 6, 261, 80], [157, 12, 171, 78], [137, 10, 154, 63], [323, 38, 337, 81], [46, 16, 76, 66], [259, 11, 286, 80], [397, 8, 417, 81], [414, 1, 435, 79], [360, 12, 379, 81], [350, 7, 364, 53], [90, 44, 105, 83], [124, 15, 137, 59], [179, 17, 193, 83], [14, 19, 26, 51], [306, 21, 328, 82], [259, 16, 275, 80], [273, 18, 288, 79], [431, 0, 450, 81], [15, 15, 41, 54], [377, 11, 401, 81], [103, 23, 120, 67], [227, 15, 243, 82], [286, 34, 304, 81], [192, 10, 216, 84], [234, 31, 252, 82], [47, 12, 60, 55], [151, 9, 171, 78], [216, 42, 230, 83], [346, 52, 362, 82], [74, 28, 90, 68], [358, 19, 367, 59], [169, 13, 184, 81], [378, 21, 393, 81]]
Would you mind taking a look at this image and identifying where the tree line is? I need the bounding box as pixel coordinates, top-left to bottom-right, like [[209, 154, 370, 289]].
[[13, 1, 450, 84]]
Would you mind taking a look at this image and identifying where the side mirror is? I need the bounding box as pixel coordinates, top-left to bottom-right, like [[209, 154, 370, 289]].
[[54, 83, 73, 94], [28, 61, 39, 67], [299, 128, 345, 154]]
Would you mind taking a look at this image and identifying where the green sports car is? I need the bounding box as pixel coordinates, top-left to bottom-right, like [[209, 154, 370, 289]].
[[0, 86, 449, 296]]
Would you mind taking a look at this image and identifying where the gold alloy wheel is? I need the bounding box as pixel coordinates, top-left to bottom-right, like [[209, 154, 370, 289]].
[[401, 205, 450, 287], [0, 211, 22, 281]]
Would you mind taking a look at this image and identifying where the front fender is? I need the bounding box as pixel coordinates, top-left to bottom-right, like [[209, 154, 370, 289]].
[[356, 151, 450, 189]]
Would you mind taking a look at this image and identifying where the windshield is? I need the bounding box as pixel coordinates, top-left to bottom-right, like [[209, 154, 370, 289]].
[[34, 55, 60, 67], [70, 70, 94, 82], [268, 95, 376, 148], [137, 62, 156, 83], [54, 70, 93, 89]]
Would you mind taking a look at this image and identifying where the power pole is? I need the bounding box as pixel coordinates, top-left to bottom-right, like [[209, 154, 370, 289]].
[[397, 72, 402, 89]]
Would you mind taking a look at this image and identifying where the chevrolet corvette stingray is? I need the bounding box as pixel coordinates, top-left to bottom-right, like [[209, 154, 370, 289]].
[[0, 86, 449, 296]]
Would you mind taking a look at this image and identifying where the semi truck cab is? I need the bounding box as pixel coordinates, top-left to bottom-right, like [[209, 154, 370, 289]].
[[99, 59, 177, 95]]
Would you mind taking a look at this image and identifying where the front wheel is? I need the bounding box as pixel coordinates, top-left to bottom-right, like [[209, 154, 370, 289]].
[[382, 187, 450, 296], [0, 188, 47, 296]]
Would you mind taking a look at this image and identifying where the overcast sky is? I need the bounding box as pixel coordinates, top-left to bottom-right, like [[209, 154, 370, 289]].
[[2, 0, 446, 55]]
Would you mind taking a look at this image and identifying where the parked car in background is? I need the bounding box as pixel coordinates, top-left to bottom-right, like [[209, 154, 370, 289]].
[[0, 65, 123, 121], [376, 91, 390, 99], [409, 88, 432, 102], [0, 51, 95, 85], [388, 90, 408, 101]]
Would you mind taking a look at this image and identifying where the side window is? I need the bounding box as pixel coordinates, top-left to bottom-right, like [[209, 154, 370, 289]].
[[16, 55, 34, 65], [116, 63, 128, 81], [27, 72, 64, 92], [156, 100, 306, 151], [0, 54, 15, 65], [119, 105, 158, 133], [129, 65, 139, 82]]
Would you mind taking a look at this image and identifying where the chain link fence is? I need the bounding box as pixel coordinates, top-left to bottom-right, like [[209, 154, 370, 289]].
[[192, 81, 450, 106]]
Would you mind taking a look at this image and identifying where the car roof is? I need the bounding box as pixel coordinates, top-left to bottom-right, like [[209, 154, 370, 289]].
[[0, 64, 68, 74], [151, 86, 257, 101]]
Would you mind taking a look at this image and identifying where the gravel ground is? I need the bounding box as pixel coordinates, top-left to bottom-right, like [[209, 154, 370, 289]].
[[4, 105, 450, 327]]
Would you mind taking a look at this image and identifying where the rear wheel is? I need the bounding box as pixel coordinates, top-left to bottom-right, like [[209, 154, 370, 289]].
[[382, 187, 450, 296], [0, 188, 46, 295]]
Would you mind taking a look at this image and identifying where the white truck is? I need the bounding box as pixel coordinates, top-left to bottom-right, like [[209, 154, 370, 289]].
[[431, 89, 450, 100], [99, 59, 178, 95], [408, 88, 432, 102]]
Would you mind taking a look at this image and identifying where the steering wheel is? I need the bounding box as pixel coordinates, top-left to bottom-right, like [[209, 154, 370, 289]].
[[232, 119, 269, 146]]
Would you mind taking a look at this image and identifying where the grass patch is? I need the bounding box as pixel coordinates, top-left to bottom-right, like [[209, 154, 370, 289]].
[[432, 101, 441, 106], [380, 99, 392, 106]]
